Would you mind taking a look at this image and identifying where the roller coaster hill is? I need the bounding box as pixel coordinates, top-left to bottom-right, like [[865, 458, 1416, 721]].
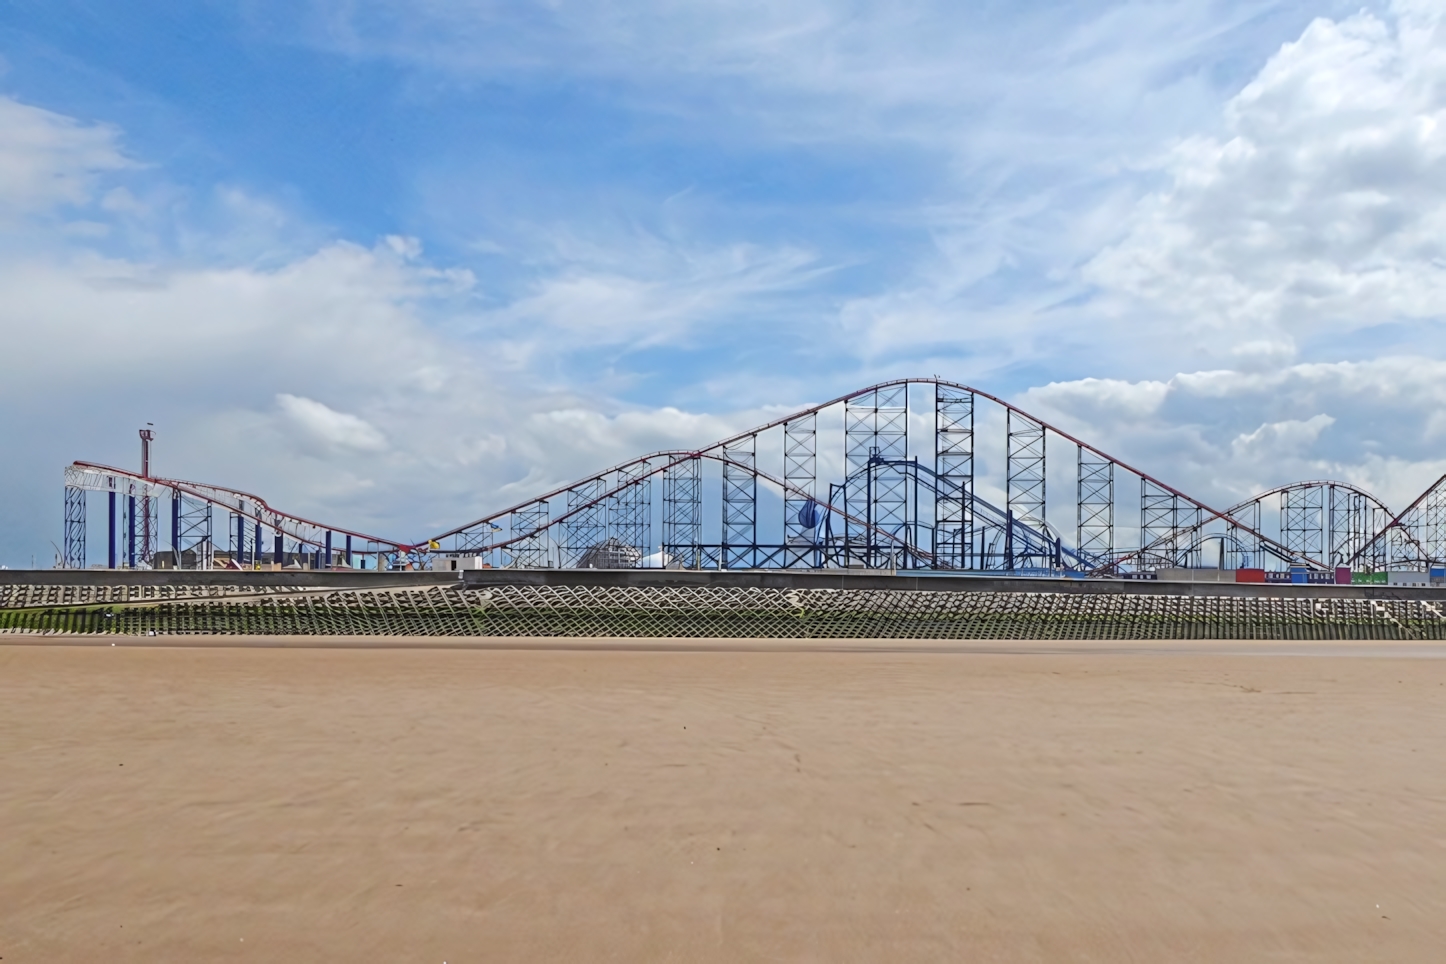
[[58, 379, 1446, 585]]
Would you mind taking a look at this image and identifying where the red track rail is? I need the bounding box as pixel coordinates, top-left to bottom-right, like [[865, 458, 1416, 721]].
[[428, 377, 1327, 570], [70, 461, 413, 552]]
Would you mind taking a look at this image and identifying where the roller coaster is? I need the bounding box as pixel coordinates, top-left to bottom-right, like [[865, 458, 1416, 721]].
[[60, 378, 1446, 576]]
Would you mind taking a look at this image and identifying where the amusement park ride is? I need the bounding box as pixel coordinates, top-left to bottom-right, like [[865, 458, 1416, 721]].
[[61, 379, 1446, 577]]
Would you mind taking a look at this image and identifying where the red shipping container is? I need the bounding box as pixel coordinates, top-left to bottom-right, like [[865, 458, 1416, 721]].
[[1236, 568, 1266, 583]]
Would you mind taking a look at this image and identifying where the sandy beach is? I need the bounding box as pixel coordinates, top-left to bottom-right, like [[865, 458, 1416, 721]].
[[3, 640, 1445, 961]]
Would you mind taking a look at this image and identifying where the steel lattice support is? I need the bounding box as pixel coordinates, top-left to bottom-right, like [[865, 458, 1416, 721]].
[[124, 492, 136, 569], [1281, 485, 1324, 561], [174, 493, 214, 570], [453, 523, 494, 553], [229, 509, 250, 568], [562, 479, 607, 567], [871, 461, 910, 569], [1332, 486, 1384, 569], [722, 437, 757, 569], [1006, 410, 1046, 568], [844, 386, 907, 566], [612, 461, 651, 558], [1421, 484, 1446, 567], [139, 500, 156, 566], [1076, 449, 1113, 561], [509, 501, 550, 568], [934, 386, 973, 570], [1140, 479, 1182, 569], [1233, 500, 1263, 570], [1374, 522, 1417, 570], [663, 458, 702, 569], [783, 414, 817, 567], [134, 492, 158, 567], [63, 486, 86, 569]]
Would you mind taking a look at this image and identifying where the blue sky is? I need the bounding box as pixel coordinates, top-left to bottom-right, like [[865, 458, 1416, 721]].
[[1, 0, 1444, 564]]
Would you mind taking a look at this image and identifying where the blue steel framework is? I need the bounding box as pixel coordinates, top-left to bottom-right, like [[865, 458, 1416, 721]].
[[60, 379, 1446, 574], [662, 457, 702, 569], [782, 414, 817, 568], [722, 436, 757, 569], [934, 386, 974, 570], [62, 463, 412, 571]]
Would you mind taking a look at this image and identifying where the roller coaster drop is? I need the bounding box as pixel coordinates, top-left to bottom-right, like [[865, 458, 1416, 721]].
[[61, 378, 1446, 575]]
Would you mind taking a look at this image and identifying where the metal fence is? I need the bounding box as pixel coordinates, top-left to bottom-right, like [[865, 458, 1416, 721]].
[[4, 584, 1445, 640]]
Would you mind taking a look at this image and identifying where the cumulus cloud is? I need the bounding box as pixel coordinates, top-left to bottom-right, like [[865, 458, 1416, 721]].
[[1085, 1, 1446, 354], [0, 161, 759, 556], [1230, 414, 1335, 459], [1020, 357, 1446, 511], [276, 394, 389, 452]]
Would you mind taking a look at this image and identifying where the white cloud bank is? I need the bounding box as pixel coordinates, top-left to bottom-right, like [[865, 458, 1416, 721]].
[[1019, 357, 1446, 512], [1086, 0, 1446, 357], [0, 95, 784, 560]]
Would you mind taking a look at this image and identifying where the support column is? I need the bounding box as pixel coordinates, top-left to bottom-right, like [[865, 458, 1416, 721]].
[[108, 491, 117, 570], [783, 414, 817, 568], [662, 459, 702, 569], [612, 462, 651, 562], [722, 436, 757, 570], [274, 531, 284, 569], [127, 495, 136, 568], [63, 486, 86, 569], [171, 494, 181, 568], [325, 531, 333, 568], [509, 502, 549, 568], [934, 386, 974, 570], [1005, 509, 1015, 571], [562, 479, 607, 567], [844, 385, 907, 567], [1076, 448, 1114, 567]]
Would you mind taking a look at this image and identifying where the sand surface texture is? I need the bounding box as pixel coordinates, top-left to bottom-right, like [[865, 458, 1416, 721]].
[[3, 642, 1445, 961]]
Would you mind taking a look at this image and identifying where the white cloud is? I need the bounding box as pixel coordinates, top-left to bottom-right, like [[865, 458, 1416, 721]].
[[276, 394, 389, 452], [304, 0, 1294, 153], [0, 96, 131, 215], [309, 0, 1315, 376], [1021, 357, 1446, 511], [483, 237, 820, 361], [0, 200, 755, 554], [1085, 1, 1446, 355], [1231, 414, 1336, 459]]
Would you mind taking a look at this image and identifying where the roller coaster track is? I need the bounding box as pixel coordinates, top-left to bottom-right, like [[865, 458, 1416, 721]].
[[428, 378, 1330, 573], [1128, 480, 1424, 571], [60, 378, 1446, 574], [63, 462, 412, 570]]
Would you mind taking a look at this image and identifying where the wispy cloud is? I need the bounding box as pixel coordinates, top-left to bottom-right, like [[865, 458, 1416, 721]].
[[0, 96, 131, 217]]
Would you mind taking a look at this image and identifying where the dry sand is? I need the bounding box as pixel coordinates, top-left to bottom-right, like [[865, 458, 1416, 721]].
[[3, 639, 1446, 961]]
